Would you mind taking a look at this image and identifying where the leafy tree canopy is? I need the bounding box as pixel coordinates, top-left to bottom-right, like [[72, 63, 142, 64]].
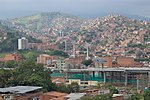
[[127, 93, 143, 100], [0, 61, 56, 92], [82, 59, 93, 66], [56, 82, 79, 93], [143, 89, 150, 100], [12, 61, 55, 92], [0, 69, 12, 87], [4, 60, 18, 68]]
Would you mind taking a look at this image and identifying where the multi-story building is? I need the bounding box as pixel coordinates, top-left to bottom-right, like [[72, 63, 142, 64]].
[[18, 37, 28, 50], [28, 43, 58, 51], [56, 58, 66, 70], [37, 54, 57, 66], [64, 56, 85, 68]]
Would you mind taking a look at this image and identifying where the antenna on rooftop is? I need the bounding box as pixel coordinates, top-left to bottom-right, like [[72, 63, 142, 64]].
[[64, 40, 67, 52], [72, 41, 76, 58]]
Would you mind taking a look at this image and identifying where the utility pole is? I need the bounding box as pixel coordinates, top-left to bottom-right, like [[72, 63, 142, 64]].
[[64, 40, 67, 52], [85, 42, 90, 60], [72, 42, 75, 58], [136, 74, 141, 91]]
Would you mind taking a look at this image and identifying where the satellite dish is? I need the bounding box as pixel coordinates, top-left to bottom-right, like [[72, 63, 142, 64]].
[[94, 58, 107, 63]]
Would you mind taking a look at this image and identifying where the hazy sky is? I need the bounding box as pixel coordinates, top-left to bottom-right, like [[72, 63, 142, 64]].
[[0, 0, 150, 19]]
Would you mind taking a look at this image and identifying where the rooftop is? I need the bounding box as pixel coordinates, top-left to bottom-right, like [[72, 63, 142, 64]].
[[66, 67, 150, 72], [112, 94, 124, 97], [51, 73, 65, 77], [0, 86, 42, 94], [45, 91, 67, 97], [64, 93, 86, 100]]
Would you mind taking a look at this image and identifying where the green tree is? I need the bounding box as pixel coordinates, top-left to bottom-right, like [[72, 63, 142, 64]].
[[27, 36, 42, 43], [12, 61, 55, 92], [56, 82, 79, 93], [109, 87, 119, 94], [56, 84, 69, 93], [97, 94, 112, 100], [82, 59, 93, 66], [22, 51, 38, 61], [127, 93, 143, 100], [4, 60, 18, 68], [143, 89, 150, 100], [47, 50, 69, 58], [68, 82, 79, 93], [0, 61, 4, 68], [0, 31, 19, 52], [0, 69, 12, 87]]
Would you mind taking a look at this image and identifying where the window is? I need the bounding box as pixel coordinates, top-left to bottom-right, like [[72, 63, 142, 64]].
[[81, 82, 88, 84], [32, 97, 40, 100], [99, 91, 104, 95]]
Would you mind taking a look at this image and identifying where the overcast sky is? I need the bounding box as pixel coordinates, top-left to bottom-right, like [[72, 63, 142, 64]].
[[0, 0, 150, 19]]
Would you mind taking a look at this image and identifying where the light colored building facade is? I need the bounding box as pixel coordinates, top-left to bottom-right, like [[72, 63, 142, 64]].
[[18, 37, 28, 50], [37, 54, 57, 66]]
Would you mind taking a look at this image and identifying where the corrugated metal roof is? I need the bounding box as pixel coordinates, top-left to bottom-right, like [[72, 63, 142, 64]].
[[0, 86, 42, 94]]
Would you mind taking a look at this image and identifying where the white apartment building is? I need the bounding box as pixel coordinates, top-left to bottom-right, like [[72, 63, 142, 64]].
[[18, 37, 28, 50]]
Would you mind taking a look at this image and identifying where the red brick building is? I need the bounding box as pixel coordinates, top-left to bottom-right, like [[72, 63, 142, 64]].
[[0, 54, 22, 62], [64, 56, 85, 65], [117, 57, 134, 67], [101, 57, 113, 67]]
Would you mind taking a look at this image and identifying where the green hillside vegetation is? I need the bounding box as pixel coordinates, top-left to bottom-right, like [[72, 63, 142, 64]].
[[18, 50, 69, 60], [10, 13, 150, 48], [0, 21, 42, 52], [0, 31, 42, 52], [0, 31, 19, 52], [144, 32, 150, 42], [12, 12, 79, 34], [1, 13, 149, 61]]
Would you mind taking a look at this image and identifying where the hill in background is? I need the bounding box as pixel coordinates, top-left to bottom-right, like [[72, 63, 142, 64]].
[[0, 12, 149, 57]]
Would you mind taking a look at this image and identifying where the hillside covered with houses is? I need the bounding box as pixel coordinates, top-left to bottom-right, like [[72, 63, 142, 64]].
[[0, 12, 150, 100]]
